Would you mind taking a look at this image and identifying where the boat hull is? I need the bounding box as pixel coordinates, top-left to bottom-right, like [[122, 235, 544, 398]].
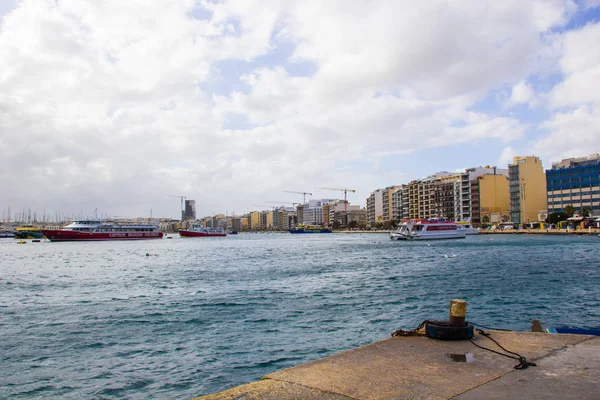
[[179, 230, 226, 237], [41, 230, 164, 242], [289, 229, 332, 234], [15, 230, 45, 239]]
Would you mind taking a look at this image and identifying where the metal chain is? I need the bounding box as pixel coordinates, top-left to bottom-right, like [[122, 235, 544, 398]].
[[391, 320, 432, 337]]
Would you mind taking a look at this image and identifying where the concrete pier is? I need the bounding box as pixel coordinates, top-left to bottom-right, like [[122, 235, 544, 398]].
[[197, 331, 600, 399]]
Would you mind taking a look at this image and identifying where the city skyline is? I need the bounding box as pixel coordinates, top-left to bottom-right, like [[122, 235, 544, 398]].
[[1, 1, 599, 219]]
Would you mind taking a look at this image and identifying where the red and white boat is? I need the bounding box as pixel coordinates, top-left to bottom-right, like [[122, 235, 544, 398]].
[[390, 220, 466, 240], [42, 220, 164, 242], [179, 225, 227, 237]]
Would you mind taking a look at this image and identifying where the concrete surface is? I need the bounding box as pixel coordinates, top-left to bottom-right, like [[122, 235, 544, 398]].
[[196, 331, 599, 400]]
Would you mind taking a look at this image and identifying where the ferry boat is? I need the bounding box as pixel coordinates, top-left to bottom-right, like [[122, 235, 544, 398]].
[[457, 222, 479, 235], [390, 220, 466, 241], [179, 226, 227, 237], [41, 220, 164, 242], [289, 224, 332, 234], [14, 225, 45, 239]]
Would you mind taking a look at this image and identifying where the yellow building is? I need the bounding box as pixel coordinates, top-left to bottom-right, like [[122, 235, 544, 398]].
[[471, 174, 510, 225], [382, 186, 402, 222], [266, 211, 273, 230], [509, 156, 548, 224], [248, 211, 261, 231]]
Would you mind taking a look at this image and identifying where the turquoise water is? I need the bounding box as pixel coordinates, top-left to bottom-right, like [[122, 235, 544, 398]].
[[1, 234, 599, 398]]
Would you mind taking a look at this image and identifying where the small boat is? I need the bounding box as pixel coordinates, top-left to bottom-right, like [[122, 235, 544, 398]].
[[289, 224, 332, 234], [32, 239, 41, 243], [390, 220, 466, 241], [0, 231, 15, 238], [17, 240, 27, 244], [179, 226, 227, 237], [42, 220, 164, 242], [547, 327, 600, 336], [457, 222, 479, 235]]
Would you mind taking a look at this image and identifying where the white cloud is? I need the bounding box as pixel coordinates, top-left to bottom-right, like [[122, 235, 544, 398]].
[[509, 80, 535, 105], [533, 21, 600, 164], [498, 146, 518, 167], [0, 0, 588, 217]]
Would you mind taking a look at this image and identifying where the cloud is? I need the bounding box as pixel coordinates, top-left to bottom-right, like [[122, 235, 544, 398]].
[[533, 20, 600, 164], [0, 0, 591, 217], [509, 80, 535, 105], [498, 146, 518, 167]]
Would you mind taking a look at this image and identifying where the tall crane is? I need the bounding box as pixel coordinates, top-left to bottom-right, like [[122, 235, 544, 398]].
[[315, 187, 356, 225], [167, 195, 186, 221], [283, 191, 312, 204]]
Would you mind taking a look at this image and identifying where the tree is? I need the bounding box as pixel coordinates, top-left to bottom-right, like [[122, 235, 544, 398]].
[[564, 205, 575, 217], [348, 220, 359, 230], [580, 208, 590, 217], [546, 211, 568, 224], [332, 220, 341, 230]]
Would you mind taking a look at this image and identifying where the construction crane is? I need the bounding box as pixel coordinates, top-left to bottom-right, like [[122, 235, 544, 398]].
[[315, 187, 356, 225], [283, 191, 312, 204], [167, 195, 186, 221], [265, 201, 299, 207]]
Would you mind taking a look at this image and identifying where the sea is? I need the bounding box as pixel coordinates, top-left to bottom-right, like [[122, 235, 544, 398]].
[[1, 233, 599, 399]]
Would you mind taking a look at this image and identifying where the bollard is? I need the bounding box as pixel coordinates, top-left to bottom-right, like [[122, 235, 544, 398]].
[[425, 299, 473, 340], [449, 299, 466, 327]]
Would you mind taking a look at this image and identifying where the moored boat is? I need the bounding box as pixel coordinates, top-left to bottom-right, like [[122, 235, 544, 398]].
[[179, 225, 227, 237], [390, 220, 466, 240], [0, 231, 15, 238], [289, 224, 332, 234], [14, 225, 45, 239], [42, 220, 164, 242]]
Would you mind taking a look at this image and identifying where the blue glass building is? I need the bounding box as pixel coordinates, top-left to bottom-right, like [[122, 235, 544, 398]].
[[546, 155, 600, 216]]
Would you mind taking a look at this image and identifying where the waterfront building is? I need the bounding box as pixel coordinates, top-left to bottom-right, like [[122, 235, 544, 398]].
[[248, 211, 261, 230], [322, 203, 330, 225], [382, 186, 402, 222], [457, 167, 508, 222], [434, 174, 461, 220], [546, 154, 600, 217], [230, 217, 242, 232], [366, 189, 385, 226], [509, 156, 548, 224], [328, 201, 361, 227], [296, 204, 304, 225], [345, 208, 367, 227], [470, 174, 510, 225], [183, 200, 196, 221], [391, 186, 406, 222], [302, 199, 337, 225]]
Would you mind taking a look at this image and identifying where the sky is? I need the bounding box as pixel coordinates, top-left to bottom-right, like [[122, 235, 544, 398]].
[[1, 0, 600, 220]]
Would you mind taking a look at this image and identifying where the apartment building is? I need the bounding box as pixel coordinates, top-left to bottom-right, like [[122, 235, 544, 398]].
[[509, 156, 548, 223], [470, 174, 510, 225], [382, 186, 402, 222], [366, 189, 385, 225], [546, 154, 600, 216]]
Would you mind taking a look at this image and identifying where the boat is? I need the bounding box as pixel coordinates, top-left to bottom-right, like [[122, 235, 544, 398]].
[[0, 231, 15, 238], [289, 224, 332, 234], [14, 225, 45, 239], [41, 220, 164, 242], [179, 225, 227, 237], [457, 222, 479, 235], [390, 220, 466, 241]]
